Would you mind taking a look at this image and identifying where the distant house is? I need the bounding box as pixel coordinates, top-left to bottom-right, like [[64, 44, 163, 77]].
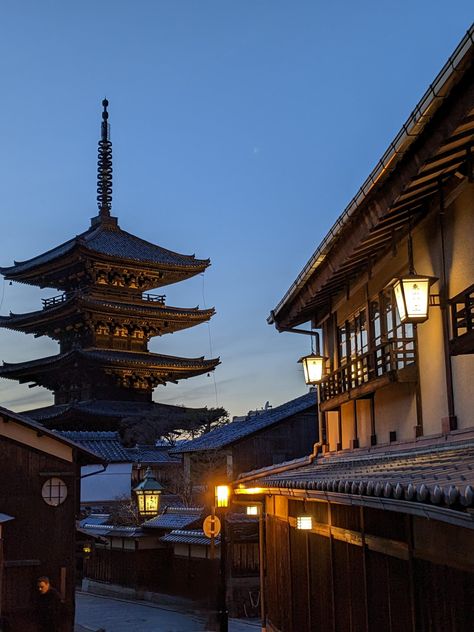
[[174, 391, 318, 484], [59, 431, 181, 507], [0, 407, 101, 632]]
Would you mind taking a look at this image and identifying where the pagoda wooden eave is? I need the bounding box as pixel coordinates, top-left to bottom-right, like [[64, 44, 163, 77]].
[[0, 221, 210, 291], [0, 295, 215, 338], [0, 348, 220, 387]]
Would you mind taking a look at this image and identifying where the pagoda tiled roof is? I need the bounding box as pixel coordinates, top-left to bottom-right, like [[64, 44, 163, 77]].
[[0, 218, 209, 277], [237, 437, 474, 525], [173, 391, 316, 453], [0, 348, 219, 376], [24, 399, 199, 422]]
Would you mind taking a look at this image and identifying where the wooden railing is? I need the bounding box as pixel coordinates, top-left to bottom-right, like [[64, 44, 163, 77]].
[[42, 294, 68, 309], [42, 291, 166, 309], [319, 338, 415, 402], [142, 293, 166, 304]]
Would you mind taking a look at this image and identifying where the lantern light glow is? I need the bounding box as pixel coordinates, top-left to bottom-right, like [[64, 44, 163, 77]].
[[133, 467, 163, 517], [215, 485, 230, 508], [299, 353, 325, 384], [246, 505, 259, 516], [296, 515, 313, 530], [393, 275, 433, 324]]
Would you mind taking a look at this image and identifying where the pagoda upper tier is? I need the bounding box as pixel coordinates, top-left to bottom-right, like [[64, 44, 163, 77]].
[[0, 214, 210, 292], [0, 292, 215, 351]]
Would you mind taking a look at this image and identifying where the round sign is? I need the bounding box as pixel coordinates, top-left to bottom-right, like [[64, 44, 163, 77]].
[[203, 514, 221, 538]]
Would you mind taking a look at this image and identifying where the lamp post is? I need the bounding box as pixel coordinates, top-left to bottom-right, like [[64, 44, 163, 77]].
[[214, 484, 230, 632], [133, 467, 163, 518]]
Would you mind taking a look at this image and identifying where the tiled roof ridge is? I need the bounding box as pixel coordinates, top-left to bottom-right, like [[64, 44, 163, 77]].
[[245, 440, 474, 514], [60, 430, 119, 440]]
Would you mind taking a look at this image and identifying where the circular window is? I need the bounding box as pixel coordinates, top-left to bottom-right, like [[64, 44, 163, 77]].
[[41, 478, 68, 507]]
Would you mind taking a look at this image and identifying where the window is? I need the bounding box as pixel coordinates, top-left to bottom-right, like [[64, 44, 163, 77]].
[[41, 478, 68, 507]]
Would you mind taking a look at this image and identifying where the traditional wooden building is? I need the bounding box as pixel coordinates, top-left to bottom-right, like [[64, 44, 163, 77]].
[[0, 100, 219, 431], [174, 391, 318, 484], [0, 406, 101, 632], [236, 25, 474, 632]]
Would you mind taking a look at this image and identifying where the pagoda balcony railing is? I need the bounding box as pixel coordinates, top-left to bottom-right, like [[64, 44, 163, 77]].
[[319, 337, 416, 403], [41, 291, 166, 309], [42, 293, 69, 309], [450, 284, 474, 355], [142, 293, 166, 304]]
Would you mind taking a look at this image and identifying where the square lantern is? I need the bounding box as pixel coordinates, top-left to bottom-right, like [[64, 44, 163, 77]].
[[133, 467, 164, 517], [246, 505, 260, 516], [392, 275, 434, 324], [296, 515, 313, 530], [215, 484, 230, 508], [299, 353, 325, 385]]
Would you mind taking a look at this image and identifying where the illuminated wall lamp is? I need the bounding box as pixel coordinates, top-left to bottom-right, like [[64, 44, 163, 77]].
[[298, 331, 326, 385], [296, 515, 313, 530], [299, 353, 326, 384], [392, 275, 438, 324], [246, 505, 259, 516]]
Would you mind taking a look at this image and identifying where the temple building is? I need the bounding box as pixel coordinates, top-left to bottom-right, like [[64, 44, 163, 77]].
[[0, 100, 219, 431]]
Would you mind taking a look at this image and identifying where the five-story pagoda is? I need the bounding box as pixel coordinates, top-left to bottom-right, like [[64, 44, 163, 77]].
[[0, 100, 219, 430]]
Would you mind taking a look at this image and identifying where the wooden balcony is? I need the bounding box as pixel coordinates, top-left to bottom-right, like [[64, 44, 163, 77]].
[[319, 339, 416, 411], [450, 284, 474, 355]]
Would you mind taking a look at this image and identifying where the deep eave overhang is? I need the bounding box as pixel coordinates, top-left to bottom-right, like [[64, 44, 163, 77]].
[[270, 25, 474, 329]]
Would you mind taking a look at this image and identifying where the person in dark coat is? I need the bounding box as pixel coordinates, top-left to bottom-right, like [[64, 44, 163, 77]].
[[36, 576, 61, 632]]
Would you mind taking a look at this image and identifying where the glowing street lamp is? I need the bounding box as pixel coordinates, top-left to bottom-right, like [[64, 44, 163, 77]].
[[133, 467, 163, 517]]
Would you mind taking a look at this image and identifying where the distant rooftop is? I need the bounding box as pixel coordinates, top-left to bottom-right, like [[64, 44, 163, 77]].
[[173, 391, 316, 453]]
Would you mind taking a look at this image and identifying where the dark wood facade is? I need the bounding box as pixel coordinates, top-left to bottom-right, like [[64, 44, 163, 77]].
[[264, 500, 474, 632], [0, 409, 100, 632]]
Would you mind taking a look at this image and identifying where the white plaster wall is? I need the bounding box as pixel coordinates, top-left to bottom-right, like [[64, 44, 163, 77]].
[[81, 462, 132, 503], [341, 401, 354, 449], [452, 343, 474, 430], [327, 411, 339, 452], [374, 383, 417, 443], [356, 399, 372, 448]]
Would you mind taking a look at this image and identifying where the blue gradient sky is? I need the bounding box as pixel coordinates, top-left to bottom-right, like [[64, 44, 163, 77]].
[[0, 2, 472, 418]]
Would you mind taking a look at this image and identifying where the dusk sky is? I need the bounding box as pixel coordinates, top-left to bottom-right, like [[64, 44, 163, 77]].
[[0, 2, 472, 419]]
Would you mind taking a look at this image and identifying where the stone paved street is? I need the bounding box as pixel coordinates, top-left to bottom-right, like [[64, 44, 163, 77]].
[[75, 592, 261, 632]]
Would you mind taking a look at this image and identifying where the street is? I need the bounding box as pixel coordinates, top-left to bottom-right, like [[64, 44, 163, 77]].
[[75, 592, 261, 632]]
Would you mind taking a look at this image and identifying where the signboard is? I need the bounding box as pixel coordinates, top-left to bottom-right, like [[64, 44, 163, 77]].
[[203, 514, 221, 538]]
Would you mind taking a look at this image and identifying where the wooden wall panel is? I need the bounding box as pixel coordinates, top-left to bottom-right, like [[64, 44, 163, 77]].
[[308, 533, 334, 631]]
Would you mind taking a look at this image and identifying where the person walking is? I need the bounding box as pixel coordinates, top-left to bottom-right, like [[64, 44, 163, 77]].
[[36, 576, 61, 632]]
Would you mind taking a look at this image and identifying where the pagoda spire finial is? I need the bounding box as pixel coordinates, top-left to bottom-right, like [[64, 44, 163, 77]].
[[97, 98, 113, 218]]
